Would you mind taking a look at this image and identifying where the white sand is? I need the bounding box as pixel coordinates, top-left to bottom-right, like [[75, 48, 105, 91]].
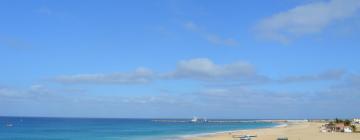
[[187, 122, 360, 140]]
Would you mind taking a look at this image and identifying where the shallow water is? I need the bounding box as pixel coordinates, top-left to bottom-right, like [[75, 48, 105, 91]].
[[0, 117, 278, 140]]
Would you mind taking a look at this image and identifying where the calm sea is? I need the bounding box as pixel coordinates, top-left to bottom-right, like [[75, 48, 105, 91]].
[[0, 117, 278, 140]]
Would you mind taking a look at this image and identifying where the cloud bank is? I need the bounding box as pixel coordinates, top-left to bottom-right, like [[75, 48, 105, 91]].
[[54, 68, 154, 85], [52, 58, 347, 85], [2, 68, 359, 118], [256, 0, 360, 42], [164, 58, 257, 81], [278, 69, 346, 83], [184, 21, 239, 46]]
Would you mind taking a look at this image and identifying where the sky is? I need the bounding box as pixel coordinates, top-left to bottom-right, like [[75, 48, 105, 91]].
[[0, 0, 360, 119]]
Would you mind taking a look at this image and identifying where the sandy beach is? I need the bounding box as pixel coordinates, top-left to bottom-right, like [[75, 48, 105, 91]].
[[187, 122, 360, 140]]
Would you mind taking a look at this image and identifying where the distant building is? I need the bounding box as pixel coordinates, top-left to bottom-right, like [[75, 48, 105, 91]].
[[322, 123, 354, 133], [320, 119, 359, 133], [353, 118, 360, 124], [335, 123, 345, 132], [344, 127, 353, 133]]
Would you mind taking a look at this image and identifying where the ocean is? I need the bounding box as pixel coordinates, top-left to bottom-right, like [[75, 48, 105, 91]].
[[0, 117, 279, 140]]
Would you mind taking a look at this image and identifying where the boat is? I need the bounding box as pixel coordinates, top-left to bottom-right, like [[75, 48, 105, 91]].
[[191, 116, 198, 123], [190, 116, 209, 123]]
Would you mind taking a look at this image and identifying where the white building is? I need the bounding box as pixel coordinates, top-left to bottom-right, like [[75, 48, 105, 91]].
[[344, 127, 353, 133], [353, 118, 360, 124]]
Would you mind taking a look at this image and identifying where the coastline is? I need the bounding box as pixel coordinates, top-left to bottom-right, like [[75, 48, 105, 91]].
[[180, 122, 286, 140], [185, 122, 360, 140]]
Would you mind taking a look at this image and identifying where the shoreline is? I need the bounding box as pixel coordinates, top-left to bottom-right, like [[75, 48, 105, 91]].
[[185, 122, 360, 140], [180, 122, 287, 140]]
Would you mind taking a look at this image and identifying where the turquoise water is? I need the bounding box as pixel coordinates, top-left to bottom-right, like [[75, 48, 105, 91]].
[[0, 117, 278, 140]]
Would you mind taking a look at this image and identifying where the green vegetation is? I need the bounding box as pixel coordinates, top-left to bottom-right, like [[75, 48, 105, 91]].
[[351, 125, 356, 132], [331, 118, 357, 132], [334, 118, 351, 124], [344, 120, 352, 126], [335, 118, 343, 123], [333, 118, 351, 125]]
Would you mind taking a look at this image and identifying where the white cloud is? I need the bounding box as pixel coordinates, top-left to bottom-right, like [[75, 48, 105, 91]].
[[194, 80, 360, 118], [0, 87, 25, 98], [349, 74, 360, 86], [0, 85, 83, 101], [256, 0, 360, 42], [51, 59, 348, 86], [2, 72, 360, 118], [332, 73, 360, 89], [164, 58, 257, 81], [184, 21, 239, 46], [54, 68, 154, 85], [51, 58, 268, 85], [198, 87, 302, 105], [206, 35, 238, 46], [278, 69, 346, 83]]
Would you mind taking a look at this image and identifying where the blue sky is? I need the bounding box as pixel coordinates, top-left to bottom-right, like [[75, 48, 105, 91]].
[[1, 0, 360, 119]]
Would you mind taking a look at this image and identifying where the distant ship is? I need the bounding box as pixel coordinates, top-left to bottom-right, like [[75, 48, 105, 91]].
[[190, 116, 208, 123], [191, 116, 198, 122]]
